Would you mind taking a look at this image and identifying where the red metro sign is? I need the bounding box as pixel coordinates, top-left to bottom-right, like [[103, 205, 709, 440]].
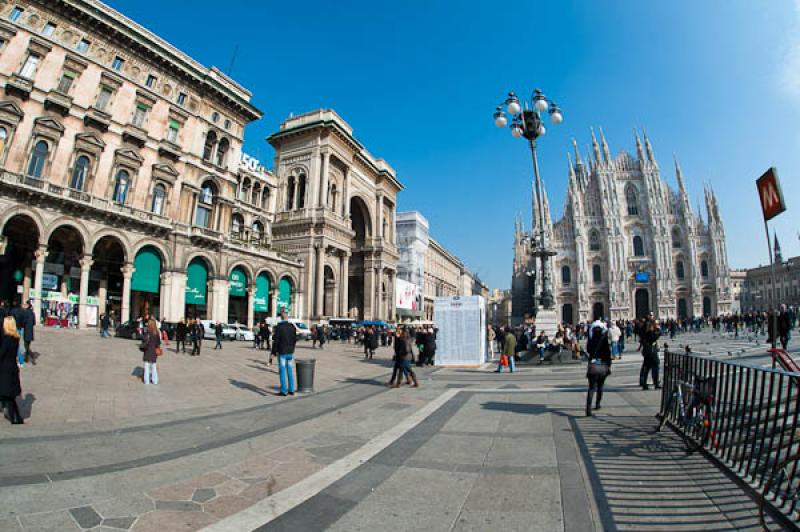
[[756, 167, 786, 221]]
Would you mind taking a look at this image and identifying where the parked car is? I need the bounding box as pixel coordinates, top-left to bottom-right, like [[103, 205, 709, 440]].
[[230, 324, 254, 342], [266, 318, 313, 340], [199, 320, 237, 341], [115, 320, 143, 340]]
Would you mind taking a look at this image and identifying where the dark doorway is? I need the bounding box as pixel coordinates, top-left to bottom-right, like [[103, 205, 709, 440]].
[[92, 236, 126, 319], [0, 215, 39, 305], [703, 296, 712, 317], [562, 303, 574, 325], [677, 298, 688, 320], [323, 265, 336, 317], [592, 302, 604, 321], [635, 288, 650, 319], [348, 197, 371, 320]]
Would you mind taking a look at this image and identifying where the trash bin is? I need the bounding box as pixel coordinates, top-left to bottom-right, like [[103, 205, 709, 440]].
[[295, 358, 316, 393]]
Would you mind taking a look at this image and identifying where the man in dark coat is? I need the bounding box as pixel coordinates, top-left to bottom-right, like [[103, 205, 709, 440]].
[[779, 304, 792, 350], [100, 311, 111, 338], [271, 311, 297, 396], [21, 301, 35, 365], [214, 321, 223, 350], [175, 318, 187, 353]]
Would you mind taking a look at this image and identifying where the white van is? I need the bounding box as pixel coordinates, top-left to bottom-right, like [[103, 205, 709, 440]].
[[267, 318, 313, 341], [199, 320, 236, 341]]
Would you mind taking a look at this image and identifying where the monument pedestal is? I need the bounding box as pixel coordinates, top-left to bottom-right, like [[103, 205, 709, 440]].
[[534, 307, 559, 336]]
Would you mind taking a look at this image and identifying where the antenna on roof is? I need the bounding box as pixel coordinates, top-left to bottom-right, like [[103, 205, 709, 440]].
[[227, 43, 239, 76]]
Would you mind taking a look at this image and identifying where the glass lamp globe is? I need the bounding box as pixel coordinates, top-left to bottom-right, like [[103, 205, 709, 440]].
[[494, 112, 508, 128], [506, 95, 521, 115], [511, 126, 523, 138], [550, 110, 563, 124], [537, 124, 546, 136], [535, 97, 548, 113]]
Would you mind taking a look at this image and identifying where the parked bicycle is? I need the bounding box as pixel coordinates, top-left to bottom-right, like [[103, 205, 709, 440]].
[[759, 448, 800, 531], [656, 365, 716, 453]]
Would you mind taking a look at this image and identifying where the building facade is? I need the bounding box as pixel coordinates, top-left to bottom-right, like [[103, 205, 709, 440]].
[[0, 0, 304, 327], [737, 254, 800, 311], [267, 110, 402, 323], [395, 210, 429, 320], [512, 129, 732, 324]]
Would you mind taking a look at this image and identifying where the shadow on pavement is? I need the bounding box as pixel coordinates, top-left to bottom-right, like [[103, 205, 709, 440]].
[[19, 393, 35, 420], [228, 378, 272, 397]]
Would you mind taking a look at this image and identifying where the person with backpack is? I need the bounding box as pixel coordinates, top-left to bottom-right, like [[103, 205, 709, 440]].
[[585, 323, 612, 416]]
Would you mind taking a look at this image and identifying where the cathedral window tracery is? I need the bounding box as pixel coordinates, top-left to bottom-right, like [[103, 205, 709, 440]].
[[633, 235, 645, 257], [589, 230, 600, 251], [625, 184, 639, 215]]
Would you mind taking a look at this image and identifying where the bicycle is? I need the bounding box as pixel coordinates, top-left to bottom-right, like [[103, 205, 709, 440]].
[[759, 449, 800, 531], [656, 365, 716, 453]]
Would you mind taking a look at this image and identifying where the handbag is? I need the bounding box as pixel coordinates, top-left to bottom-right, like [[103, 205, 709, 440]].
[[588, 359, 610, 377], [500, 354, 509, 367], [155, 346, 163, 357]]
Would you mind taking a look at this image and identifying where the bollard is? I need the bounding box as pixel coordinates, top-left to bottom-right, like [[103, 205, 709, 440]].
[[295, 358, 316, 393]]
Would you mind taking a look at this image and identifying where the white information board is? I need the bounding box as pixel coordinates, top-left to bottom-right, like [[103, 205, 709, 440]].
[[433, 295, 486, 366]]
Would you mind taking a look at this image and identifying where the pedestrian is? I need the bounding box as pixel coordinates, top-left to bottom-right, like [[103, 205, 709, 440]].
[[495, 327, 517, 373], [100, 311, 111, 338], [21, 301, 35, 365], [318, 325, 327, 350], [387, 328, 412, 387], [312, 325, 319, 349], [609, 321, 622, 360], [10, 300, 24, 366], [779, 304, 792, 350], [214, 321, 223, 350], [175, 318, 187, 353], [639, 319, 661, 390], [271, 310, 296, 396], [190, 318, 203, 356], [535, 330, 548, 364], [585, 323, 612, 416], [140, 319, 162, 385], [260, 321, 271, 353], [487, 326, 496, 360], [422, 327, 436, 366], [0, 316, 24, 424], [391, 329, 418, 388]]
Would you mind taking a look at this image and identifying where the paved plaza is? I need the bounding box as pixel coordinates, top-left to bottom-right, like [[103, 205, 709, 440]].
[[0, 327, 793, 531]]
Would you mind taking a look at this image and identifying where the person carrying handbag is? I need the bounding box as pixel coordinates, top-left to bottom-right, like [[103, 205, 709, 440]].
[[140, 319, 162, 385], [585, 324, 612, 416]]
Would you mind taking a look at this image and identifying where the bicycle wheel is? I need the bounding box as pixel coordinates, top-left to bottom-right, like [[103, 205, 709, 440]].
[[759, 453, 797, 531], [684, 408, 709, 454], [656, 395, 674, 433]]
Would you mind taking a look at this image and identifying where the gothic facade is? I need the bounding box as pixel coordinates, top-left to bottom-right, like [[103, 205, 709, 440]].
[[512, 129, 732, 324]]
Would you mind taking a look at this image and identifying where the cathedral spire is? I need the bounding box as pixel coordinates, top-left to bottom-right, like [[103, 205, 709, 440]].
[[775, 234, 783, 263], [590, 127, 601, 163], [567, 152, 576, 182], [599, 127, 611, 162], [673, 154, 688, 195], [643, 128, 656, 163], [572, 138, 582, 165], [634, 128, 645, 161]]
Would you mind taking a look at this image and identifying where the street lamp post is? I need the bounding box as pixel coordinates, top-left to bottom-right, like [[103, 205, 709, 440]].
[[494, 89, 563, 313]]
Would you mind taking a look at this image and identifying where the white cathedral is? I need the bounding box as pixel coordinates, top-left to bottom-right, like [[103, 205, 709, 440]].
[[511, 129, 732, 325]]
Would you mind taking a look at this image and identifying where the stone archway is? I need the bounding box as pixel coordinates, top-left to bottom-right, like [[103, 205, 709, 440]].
[[0, 214, 40, 305], [635, 288, 650, 319], [323, 265, 336, 317], [92, 235, 127, 321], [44, 225, 85, 326], [592, 302, 605, 321], [348, 196, 372, 320]]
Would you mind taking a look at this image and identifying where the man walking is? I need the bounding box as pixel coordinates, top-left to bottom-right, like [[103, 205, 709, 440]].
[[214, 321, 223, 350], [271, 310, 297, 396], [190, 318, 203, 356], [21, 301, 36, 365], [100, 311, 111, 338], [175, 318, 187, 353]]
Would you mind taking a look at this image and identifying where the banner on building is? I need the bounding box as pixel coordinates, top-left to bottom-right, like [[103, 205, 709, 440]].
[[395, 278, 419, 311]]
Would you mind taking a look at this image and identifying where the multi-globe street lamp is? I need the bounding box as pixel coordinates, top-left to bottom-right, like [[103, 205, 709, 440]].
[[494, 89, 563, 312]]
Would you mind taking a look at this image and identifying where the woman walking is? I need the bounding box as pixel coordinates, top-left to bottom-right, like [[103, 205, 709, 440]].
[[141, 319, 162, 385], [639, 319, 661, 390], [0, 316, 24, 424], [391, 329, 418, 388], [585, 323, 612, 417]]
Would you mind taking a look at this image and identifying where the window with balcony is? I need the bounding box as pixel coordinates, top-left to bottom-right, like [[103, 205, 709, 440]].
[[202, 131, 217, 161], [633, 235, 645, 257], [112, 169, 129, 204], [252, 183, 261, 206], [151, 184, 166, 215], [252, 221, 263, 243], [231, 213, 243, 238], [9, 7, 23, 22], [131, 103, 148, 128], [76, 39, 90, 53], [55, 70, 76, 94], [95, 86, 113, 112], [194, 181, 216, 228], [27, 140, 48, 178], [215, 137, 229, 167], [19, 53, 40, 79], [145, 74, 157, 88], [111, 56, 124, 71], [69, 155, 90, 191]]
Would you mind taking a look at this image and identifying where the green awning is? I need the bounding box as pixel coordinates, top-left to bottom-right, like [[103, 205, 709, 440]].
[[229, 267, 247, 297], [185, 258, 208, 304], [254, 273, 269, 312], [131, 247, 161, 294], [277, 277, 292, 313]]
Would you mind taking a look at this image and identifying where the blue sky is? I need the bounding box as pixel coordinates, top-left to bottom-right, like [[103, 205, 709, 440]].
[[108, 0, 800, 289]]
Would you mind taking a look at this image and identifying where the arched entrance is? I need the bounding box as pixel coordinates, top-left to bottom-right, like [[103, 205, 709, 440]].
[[703, 296, 712, 317], [562, 303, 574, 325], [677, 298, 688, 320], [92, 236, 126, 321], [323, 265, 336, 317], [253, 271, 271, 322], [635, 288, 650, 319], [592, 302, 605, 321], [348, 197, 371, 320], [129, 246, 161, 321], [185, 257, 210, 319], [277, 276, 293, 315], [44, 225, 84, 325], [227, 266, 248, 324], [0, 215, 40, 306]]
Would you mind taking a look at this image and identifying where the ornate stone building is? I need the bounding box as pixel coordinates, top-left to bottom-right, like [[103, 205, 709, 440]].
[[0, 0, 304, 327], [512, 129, 732, 324], [267, 110, 402, 322]]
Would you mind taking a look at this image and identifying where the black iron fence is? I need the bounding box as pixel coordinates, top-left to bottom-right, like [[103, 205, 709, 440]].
[[660, 350, 800, 527]]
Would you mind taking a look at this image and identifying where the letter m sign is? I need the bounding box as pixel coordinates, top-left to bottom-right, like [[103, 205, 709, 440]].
[[756, 167, 786, 221]]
